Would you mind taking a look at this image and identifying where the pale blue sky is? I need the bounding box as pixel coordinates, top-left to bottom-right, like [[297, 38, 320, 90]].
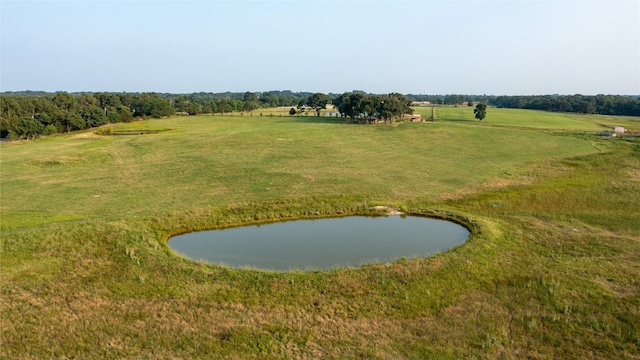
[[1, 0, 638, 95]]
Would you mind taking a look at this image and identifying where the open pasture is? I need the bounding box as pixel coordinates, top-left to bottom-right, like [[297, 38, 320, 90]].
[[413, 106, 639, 132], [1, 108, 639, 358], [0, 111, 600, 228]]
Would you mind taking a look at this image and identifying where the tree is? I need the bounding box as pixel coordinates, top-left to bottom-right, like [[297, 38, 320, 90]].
[[56, 111, 85, 132], [306, 93, 328, 117], [260, 92, 279, 107], [277, 95, 296, 107], [444, 94, 464, 106], [149, 98, 174, 118], [289, 107, 297, 116], [0, 117, 19, 138], [15, 117, 44, 139], [52, 92, 77, 112], [375, 93, 412, 124], [243, 92, 258, 103], [218, 100, 229, 114], [243, 101, 259, 112], [334, 92, 361, 122], [0, 97, 21, 119], [131, 93, 174, 118], [174, 97, 189, 113], [187, 102, 203, 115], [80, 105, 107, 128], [43, 124, 57, 136], [107, 107, 121, 123], [117, 105, 133, 122], [228, 99, 244, 112], [474, 103, 487, 121]]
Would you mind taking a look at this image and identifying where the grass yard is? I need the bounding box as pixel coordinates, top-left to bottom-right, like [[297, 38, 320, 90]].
[[1, 108, 639, 358]]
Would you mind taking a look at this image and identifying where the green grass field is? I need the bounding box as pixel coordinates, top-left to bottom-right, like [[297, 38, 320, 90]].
[[1, 107, 639, 358], [414, 105, 640, 131]]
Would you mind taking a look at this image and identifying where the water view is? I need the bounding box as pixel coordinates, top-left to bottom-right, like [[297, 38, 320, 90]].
[[168, 216, 469, 271]]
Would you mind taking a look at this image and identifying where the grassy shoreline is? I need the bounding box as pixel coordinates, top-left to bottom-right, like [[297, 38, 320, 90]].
[[1, 108, 639, 358]]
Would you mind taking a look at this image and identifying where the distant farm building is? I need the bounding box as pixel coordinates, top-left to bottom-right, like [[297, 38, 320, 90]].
[[614, 126, 627, 134], [358, 116, 380, 124], [403, 114, 422, 122], [325, 112, 340, 117]]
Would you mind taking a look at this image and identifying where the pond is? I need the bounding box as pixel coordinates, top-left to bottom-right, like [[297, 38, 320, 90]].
[[168, 215, 469, 272]]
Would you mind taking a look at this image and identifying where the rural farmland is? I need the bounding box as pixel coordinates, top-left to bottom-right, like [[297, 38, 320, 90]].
[[1, 107, 638, 358]]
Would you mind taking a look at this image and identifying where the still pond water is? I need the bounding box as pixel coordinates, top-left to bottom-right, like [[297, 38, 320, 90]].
[[168, 216, 469, 272]]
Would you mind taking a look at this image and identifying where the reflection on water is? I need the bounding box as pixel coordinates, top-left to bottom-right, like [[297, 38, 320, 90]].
[[168, 216, 469, 271]]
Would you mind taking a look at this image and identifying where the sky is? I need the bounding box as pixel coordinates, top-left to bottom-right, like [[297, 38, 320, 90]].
[[1, 0, 638, 95]]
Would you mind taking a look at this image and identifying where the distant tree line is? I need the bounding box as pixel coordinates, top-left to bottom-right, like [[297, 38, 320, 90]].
[[171, 90, 315, 115], [1, 92, 136, 139], [404, 94, 487, 106], [3, 90, 413, 139], [405, 94, 640, 116], [0, 90, 320, 139], [2, 91, 638, 139], [491, 95, 640, 116]]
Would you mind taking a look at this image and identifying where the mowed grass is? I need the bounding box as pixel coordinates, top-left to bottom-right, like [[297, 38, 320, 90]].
[[1, 108, 639, 359], [413, 106, 640, 131], [0, 111, 598, 228]]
